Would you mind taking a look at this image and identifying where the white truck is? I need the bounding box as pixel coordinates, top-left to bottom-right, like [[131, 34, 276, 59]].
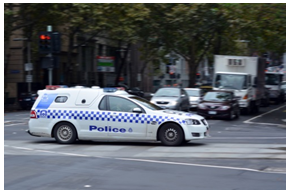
[[213, 55, 266, 114]]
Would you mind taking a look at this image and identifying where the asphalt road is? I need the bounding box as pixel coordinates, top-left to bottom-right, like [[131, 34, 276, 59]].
[[4, 103, 286, 190]]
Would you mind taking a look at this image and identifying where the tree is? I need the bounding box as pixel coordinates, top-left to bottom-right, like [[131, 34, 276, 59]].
[[144, 3, 233, 87]]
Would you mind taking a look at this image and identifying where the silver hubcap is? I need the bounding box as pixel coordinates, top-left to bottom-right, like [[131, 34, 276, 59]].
[[57, 125, 72, 142], [165, 128, 178, 141]]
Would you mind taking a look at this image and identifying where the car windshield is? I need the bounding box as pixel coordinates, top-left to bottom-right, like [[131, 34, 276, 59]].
[[203, 92, 232, 102], [185, 90, 200, 97], [154, 88, 180, 97], [129, 96, 163, 110]]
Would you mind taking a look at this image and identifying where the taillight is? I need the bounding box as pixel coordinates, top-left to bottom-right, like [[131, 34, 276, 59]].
[[30, 110, 38, 119]]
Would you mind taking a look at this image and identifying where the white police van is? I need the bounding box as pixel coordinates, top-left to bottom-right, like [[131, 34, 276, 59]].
[[28, 87, 209, 146]]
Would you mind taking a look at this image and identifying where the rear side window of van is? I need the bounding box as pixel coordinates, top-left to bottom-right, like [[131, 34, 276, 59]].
[[55, 96, 68, 103]]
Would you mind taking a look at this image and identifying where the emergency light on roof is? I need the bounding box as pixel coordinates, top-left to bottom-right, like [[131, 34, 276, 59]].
[[103, 88, 118, 92], [45, 85, 68, 90]]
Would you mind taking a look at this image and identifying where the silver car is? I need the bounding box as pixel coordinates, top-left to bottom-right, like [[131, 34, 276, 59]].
[[150, 87, 190, 111], [184, 88, 203, 110]]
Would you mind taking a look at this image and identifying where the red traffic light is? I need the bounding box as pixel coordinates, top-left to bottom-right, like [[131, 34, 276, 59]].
[[40, 34, 51, 40]]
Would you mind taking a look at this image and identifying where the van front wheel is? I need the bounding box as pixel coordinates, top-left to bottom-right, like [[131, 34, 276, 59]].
[[158, 123, 184, 146]]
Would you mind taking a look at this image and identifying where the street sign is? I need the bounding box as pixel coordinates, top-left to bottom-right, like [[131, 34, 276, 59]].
[[96, 56, 115, 72], [25, 63, 33, 71], [26, 75, 33, 83]]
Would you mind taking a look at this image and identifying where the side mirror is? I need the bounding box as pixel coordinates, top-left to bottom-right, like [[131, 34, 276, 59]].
[[132, 107, 142, 113]]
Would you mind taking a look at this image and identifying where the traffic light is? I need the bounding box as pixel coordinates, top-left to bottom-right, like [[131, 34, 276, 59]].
[[51, 32, 61, 53], [39, 32, 52, 53]]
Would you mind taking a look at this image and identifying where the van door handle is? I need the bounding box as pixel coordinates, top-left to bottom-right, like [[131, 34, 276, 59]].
[[110, 114, 118, 117]]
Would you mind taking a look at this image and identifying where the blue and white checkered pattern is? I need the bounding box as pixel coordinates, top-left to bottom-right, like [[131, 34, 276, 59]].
[[35, 109, 186, 125]]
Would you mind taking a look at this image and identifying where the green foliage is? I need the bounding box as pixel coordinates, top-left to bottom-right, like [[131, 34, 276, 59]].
[[5, 3, 286, 86]]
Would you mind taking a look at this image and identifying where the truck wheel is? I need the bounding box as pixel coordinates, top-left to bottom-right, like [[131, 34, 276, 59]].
[[158, 123, 184, 146], [264, 97, 270, 107], [54, 122, 77, 144], [242, 106, 251, 115], [235, 108, 240, 119]]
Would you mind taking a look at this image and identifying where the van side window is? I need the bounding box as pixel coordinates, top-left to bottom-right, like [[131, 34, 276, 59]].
[[99, 96, 107, 110], [55, 96, 68, 103], [108, 96, 140, 112]]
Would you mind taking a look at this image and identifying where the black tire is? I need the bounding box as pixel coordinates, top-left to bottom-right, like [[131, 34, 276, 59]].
[[275, 98, 280, 105], [54, 122, 77, 144], [227, 109, 235, 120], [158, 123, 184, 146]]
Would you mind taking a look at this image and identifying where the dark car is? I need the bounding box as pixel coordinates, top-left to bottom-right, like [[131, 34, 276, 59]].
[[280, 81, 286, 102], [150, 87, 190, 111], [18, 92, 38, 110], [197, 90, 240, 120], [127, 87, 144, 97]]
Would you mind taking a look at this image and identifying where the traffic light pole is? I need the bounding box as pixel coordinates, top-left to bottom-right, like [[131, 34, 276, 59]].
[[47, 26, 53, 85], [47, 53, 53, 85]]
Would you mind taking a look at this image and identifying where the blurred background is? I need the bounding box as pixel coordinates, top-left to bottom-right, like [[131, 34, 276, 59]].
[[4, 3, 286, 110]]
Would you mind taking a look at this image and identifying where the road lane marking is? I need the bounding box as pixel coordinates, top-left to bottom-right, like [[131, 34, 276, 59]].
[[4, 144, 285, 174], [207, 137, 286, 139], [114, 157, 286, 174], [243, 105, 286, 126], [5, 123, 26, 127]]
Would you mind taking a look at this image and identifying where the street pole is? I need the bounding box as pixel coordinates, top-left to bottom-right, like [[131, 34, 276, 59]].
[[47, 25, 53, 85]]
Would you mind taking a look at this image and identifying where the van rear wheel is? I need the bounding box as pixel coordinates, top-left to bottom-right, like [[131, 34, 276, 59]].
[[54, 122, 77, 144]]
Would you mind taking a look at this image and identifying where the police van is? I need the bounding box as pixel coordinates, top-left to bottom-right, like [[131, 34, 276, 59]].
[[28, 87, 209, 146]]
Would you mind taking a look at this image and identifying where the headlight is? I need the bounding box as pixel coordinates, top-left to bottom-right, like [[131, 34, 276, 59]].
[[198, 104, 206, 109], [220, 106, 230, 110], [171, 101, 178, 106], [185, 119, 201, 125]]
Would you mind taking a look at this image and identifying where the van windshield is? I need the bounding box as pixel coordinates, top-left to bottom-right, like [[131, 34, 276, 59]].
[[129, 96, 163, 110]]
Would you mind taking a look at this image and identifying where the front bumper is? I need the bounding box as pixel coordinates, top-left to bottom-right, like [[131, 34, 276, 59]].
[[183, 123, 209, 140], [197, 109, 231, 118], [238, 99, 250, 108]]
